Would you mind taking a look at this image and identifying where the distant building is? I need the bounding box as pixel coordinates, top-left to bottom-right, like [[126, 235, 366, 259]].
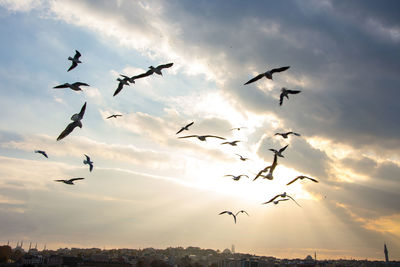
[[384, 243, 389, 262]]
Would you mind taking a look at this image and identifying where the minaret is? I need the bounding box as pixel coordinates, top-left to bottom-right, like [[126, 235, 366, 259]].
[[384, 243, 389, 262], [7, 240, 9, 246], [314, 251, 317, 262], [43, 244, 47, 251], [35, 243, 37, 250], [29, 242, 32, 250]]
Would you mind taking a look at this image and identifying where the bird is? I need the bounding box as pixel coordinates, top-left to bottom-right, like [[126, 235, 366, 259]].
[[269, 144, 288, 158], [274, 131, 301, 139], [119, 74, 136, 84], [54, 178, 85, 185], [83, 154, 93, 172], [176, 122, 194, 134], [286, 175, 319, 186], [244, 66, 290, 85], [178, 135, 226, 141], [147, 63, 174, 76], [67, 50, 82, 72], [219, 211, 237, 224], [113, 77, 130, 96], [263, 192, 301, 207], [34, 150, 48, 158], [269, 198, 290, 205], [53, 82, 90, 92], [279, 87, 301, 106], [106, 114, 122, 119], [221, 140, 241, 146], [253, 154, 278, 181], [224, 174, 249, 181], [56, 102, 86, 141], [230, 127, 247, 131], [235, 210, 249, 217], [235, 154, 249, 161]]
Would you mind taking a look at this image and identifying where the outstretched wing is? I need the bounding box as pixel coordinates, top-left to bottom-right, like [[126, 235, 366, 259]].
[[157, 63, 173, 69], [219, 211, 231, 215], [67, 62, 78, 72], [57, 121, 80, 141], [236, 210, 249, 216], [53, 83, 70, 89], [292, 132, 301, 136], [73, 82, 90, 87], [279, 92, 284, 106], [204, 135, 226, 140], [240, 175, 249, 179], [287, 90, 301, 94], [178, 135, 198, 139], [113, 82, 125, 96], [224, 175, 234, 178], [133, 71, 153, 79], [286, 177, 300, 186], [89, 163, 93, 172], [176, 127, 185, 134], [269, 66, 290, 74], [264, 194, 280, 204], [70, 177, 85, 182], [279, 145, 289, 153], [287, 195, 301, 207], [54, 180, 66, 183], [244, 73, 264, 85], [304, 176, 319, 183], [185, 121, 194, 128], [74, 50, 81, 59], [78, 102, 87, 119]]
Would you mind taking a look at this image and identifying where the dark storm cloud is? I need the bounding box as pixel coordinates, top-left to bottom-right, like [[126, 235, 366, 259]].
[[159, 0, 400, 152]]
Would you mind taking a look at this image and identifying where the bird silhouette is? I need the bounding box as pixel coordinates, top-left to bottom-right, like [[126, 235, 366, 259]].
[[178, 135, 226, 141], [56, 102, 86, 141], [67, 50, 82, 72], [53, 82, 89, 92], [279, 87, 301, 106], [244, 66, 290, 85], [83, 154, 93, 172], [34, 150, 48, 158], [176, 122, 194, 134], [54, 178, 85, 185], [286, 175, 318, 186]]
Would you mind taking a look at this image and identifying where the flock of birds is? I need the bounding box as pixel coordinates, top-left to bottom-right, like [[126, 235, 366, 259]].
[[34, 49, 319, 224]]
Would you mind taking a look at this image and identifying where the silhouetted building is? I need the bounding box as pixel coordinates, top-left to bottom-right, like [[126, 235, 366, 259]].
[[384, 243, 389, 262]]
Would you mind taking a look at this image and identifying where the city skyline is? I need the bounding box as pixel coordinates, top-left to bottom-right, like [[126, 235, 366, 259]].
[[0, 0, 399, 261]]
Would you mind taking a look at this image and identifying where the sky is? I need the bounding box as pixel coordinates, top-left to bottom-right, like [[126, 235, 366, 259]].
[[0, 0, 399, 261]]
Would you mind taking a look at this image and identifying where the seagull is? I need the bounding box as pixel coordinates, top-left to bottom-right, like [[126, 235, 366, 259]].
[[34, 150, 48, 158], [268, 198, 290, 205], [56, 102, 86, 141], [119, 74, 136, 84], [53, 82, 90, 91], [235, 210, 249, 217], [244, 66, 290, 85], [219, 211, 237, 224], [230, 127, 247, 131], [54, 178, 85, 185], [263, 192, 301, 207], [235, 154, 249, 161], [147, 63, 174, 76], [83, 154, 93, 172], [269, 144, 288, 158], [176, 122, 194, 134], [67, 50, 82, 72], [178, 135, 226, 141], [286, 175, 319, 186], [113, 76, 130, 97], [221, 140, 241, 146], [253, 154, 278, 181], [224, 175, 249, 181], [279, 87, 301, 106], [274, 131, 301, 139], [106, 114, 122, 119]]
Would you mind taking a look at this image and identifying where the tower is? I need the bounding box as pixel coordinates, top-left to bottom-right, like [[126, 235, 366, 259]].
[[231, 244, 235, 254], [384, 243, 389, 262], [314, 251, 317, 261]]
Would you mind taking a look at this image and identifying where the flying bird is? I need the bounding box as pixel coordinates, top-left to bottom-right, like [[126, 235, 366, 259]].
[[253, 154, 278, 181], [83, 154, 93, 172], [219, 211, 237, 224], [235, 154, 249, 161], [235, 210, 249, 217], [56, 102, 86, 141], [267, 198, 290, 205], [269, 144, 288, 158], [119, 74, 136, 84], [34, 150, 48, 158], [54, 178, 85, 185], [178, 135, 226, 141], [224, 174, 249, 181], [113, 77, 130, 97], [279, 87, 301, 106], [274, 131, 301, 139], [148, 63, 174, 76], [67, 50, 82, 72], [244, 66, 290, 85], [106, 114, 122, 119], [263, 192, 301, 207], [176, 122, 194, 134], [286, 175, 319, 186], [53, 82, 90, 92], [230, 127, 247, 131], [221, 140, 241, 146]]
